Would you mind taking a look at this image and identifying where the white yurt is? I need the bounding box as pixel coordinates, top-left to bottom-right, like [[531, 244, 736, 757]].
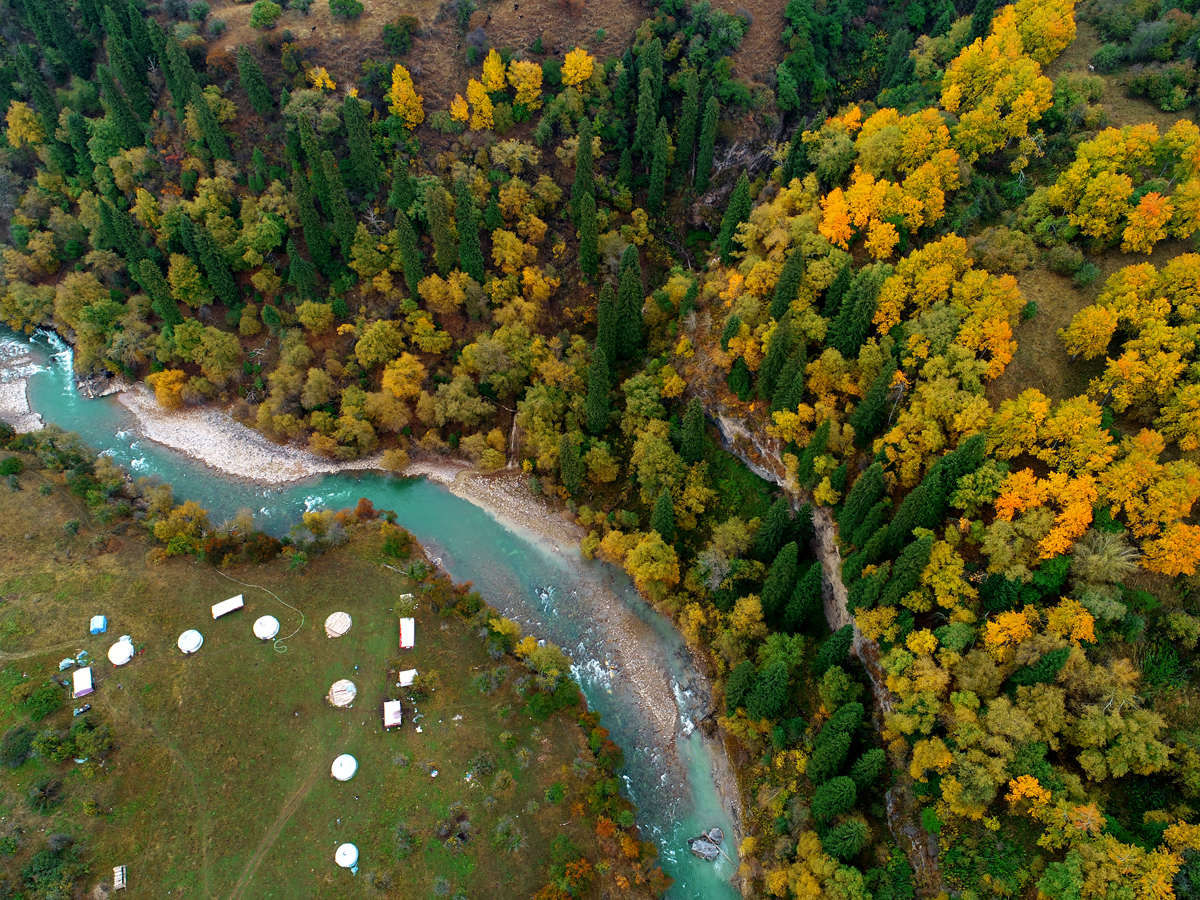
[[108, 638, 134, 666], [327, 679, 357, 707], [335, 843, 359, 868], [331, 753, 358, 781], [324, 612, 352, 638], [253, 616, 280, 640], [177, 630, 203, 654]]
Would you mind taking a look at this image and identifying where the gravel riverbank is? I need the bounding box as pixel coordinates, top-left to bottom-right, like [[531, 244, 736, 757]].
[[0, 339, 44, 434]]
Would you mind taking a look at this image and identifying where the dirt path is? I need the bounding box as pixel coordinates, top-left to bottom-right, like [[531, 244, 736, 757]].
[[226, 732, 350, 900]]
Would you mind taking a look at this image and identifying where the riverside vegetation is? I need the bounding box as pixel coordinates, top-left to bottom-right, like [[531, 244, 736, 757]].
[[3, 0, 1200, 897]]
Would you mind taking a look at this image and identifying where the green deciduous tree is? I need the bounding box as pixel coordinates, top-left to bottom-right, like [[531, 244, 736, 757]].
[[716, 172, 751, 265]]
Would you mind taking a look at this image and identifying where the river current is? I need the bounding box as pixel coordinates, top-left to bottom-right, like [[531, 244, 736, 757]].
[[0, 327, 739, 898]]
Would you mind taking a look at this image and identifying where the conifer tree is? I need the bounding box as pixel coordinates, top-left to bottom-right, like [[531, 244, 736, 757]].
[[828, 266, 888, 358], [879, 31, 914, 91], [298, 119, 330, 212], [675, 68, 699, 188], [238, 46, 275, 118], [572, 116, 594, 216], [644, 37, 664, 107], [425, 183, 456, 277], [823, 821, 868, 861], [633, 67, 656, 165], [388, 163, 416, 214], [455, 179, 485, 283], [849, 749, 885, 792], [757, 313, 792, 401], [320, 150, 356, 255], [483, 194, 503, 230], [292, 167, 332, 273], [586, 347, 611, 436], [840, 462, 885, 541], [746, 660, 789, 720], [725, 660, 756, 714], [164, 36, 197, 118], [578, 192, 599, 280], [681, 398, 706, 464], [396, 209, 423, 295], [797, 419, 831, 488], [716, 172, 751, 265], [249, 147, 268, 192], [125, 1, 153, 63], [596, 282, 616, 363], [967, 0, 996, 45], [616, 245, 643, 360], [651, 490, 676, 542], [559, 434, 583, 495], [849, 361, 897, 446], [64, 112, 93, 182], [98, 66, 143, 148], [343, 94, 379, 195], [695, 95, 719, 192], [43, 0, 90, 78], [78, 0, 103, 35], [761, 541, 799, 617], [679, 280, 699, 318], [781, 131, 809, 184], [287, 238, 318, 301], [195, 225, 237, 305], [617, 147, 633, 188], [886, 468, 946, 554], [783, 562, 822, 632], [728, 358, 752, 400], [823, 262, 852, 316], [191, 83, 230, 160], [106, 33, 152, 120], [102, 201, 146, 264], [647, 117, 670, 216], [138, 260, 184, 325], [813, 626, 854, 677], [771, 343, 807, 413], [755, 497, 793, 561], [770, 249, 805, 321], [880, 535, 934, 608], [807, 731, 851, 784], [14, 48, 59, 137], [178, 215, 198, 259]]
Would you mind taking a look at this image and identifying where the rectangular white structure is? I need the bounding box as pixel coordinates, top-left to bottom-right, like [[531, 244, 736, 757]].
[[211, 595, 244, 619], [73, 667, 94, 698], [398, 668, 418, 687], [384, 699, 403, 728], [113, 865, 126, 890], [400, 617, 415, 649]]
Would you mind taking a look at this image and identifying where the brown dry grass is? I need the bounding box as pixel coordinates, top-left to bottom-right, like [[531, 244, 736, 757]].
[[709, 0, 785, 81]]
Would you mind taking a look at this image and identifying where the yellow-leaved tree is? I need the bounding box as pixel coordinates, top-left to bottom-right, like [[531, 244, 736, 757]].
[[387, 64, 424, 128], [466, 78, 493, 131], [5, 100, 44, 148], [507, 59, 544, 109], [449, 93, 469, 122], [562, 47, 594, 87], [481, 48, 507, 93]]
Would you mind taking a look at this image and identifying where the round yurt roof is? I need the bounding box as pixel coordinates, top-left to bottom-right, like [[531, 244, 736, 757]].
[[107, 639, 134, 666], [253, 615, 280, 640], [324, 612, 352, 638], [327, 679, 357, 707], [335, 843, 359, 868], [177, 630, 203, 654], [331, 753, 358, 781]]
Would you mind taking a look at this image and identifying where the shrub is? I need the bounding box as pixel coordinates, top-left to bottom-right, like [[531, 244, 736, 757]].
[[1091, 43, 1126, 73], [249, 0, 282, 28], [27, 777, 62, 813], [967, 226, 1035, 273], [383, 15, 419, 54], [189, 1, 210, 20], [1074, 261, 1100, 286], [0, 456, 23, 476], [545, 782, 567, 803], [1046, 244, 1084, 275], [329, 0, 364, 18], [1021, 300, 1038, 321], [0, 726, 34, 768], [23, 685, 62, 721], [209, 18, 226, 35]]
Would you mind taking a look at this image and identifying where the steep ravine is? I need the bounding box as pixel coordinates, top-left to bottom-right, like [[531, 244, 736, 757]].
[[708, 405, 948, 896]]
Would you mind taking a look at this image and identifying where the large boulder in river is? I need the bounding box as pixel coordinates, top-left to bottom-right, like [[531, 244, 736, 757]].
[[689, 838, 721, 861], [707, 827, 724, 845]]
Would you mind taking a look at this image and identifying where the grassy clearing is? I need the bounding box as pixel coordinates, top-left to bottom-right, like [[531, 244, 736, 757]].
[[0, 460, 658, 899]]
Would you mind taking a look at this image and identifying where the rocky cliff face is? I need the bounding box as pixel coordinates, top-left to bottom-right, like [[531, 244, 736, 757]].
[[708, 405, 948, 897]]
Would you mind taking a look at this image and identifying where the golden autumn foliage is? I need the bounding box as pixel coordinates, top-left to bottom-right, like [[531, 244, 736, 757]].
[[562, 48, 594, 87], [507, 59, 543, 109], [480, 48, 507, 93], [466, 78, 493, 131], [387, 64, 423, 128], [5, 100, 44, 148]]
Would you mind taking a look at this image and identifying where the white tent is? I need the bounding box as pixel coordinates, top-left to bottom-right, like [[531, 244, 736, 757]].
[[89, 615, 106, 634], [384, 700, 403, 728], [212, 595, 244, 619], [400, 617, 415, 649], [177, 630, 203, 654], [72, 666, 93, 698], [398, 669, 418, 687], [324, 612, 352, 638], [253, 616, 280, 640], [108, 638, 134, 666], [327, 679, 357, 707], [335, 843, 358, 868], [331, 753, 358, 781]]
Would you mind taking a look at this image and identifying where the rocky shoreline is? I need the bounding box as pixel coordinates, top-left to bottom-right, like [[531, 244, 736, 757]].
[[0, 339, 44, 434]]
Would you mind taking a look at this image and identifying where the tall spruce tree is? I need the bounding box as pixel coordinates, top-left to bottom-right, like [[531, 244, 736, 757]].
[[967, 0, 996, 45], [396, 209, 423, 295], [680, 398, 706, 464], [651, 490, 676, 542], [695, 95, 719, 192], [577, 192, 599, 281], [596, 282, 617, 363], [320, 150, 356, 255], [237, 46, 275, 118], [455, 179, 485, 283], [849, 361, 898, 446], [674, 68, 699, 188], [644, 37, 664, 107], [771, 343, 807, 413], [716, 172, 751, 264], [138, 260, 183, 325], [617, 147, 633, 188], [757, 313, 793, 401], [195, 225, 237, 305], [14, 48, 59, 136], [586, 347, 611, 436], [164, 36, 197, 118], [828, 265, 889, 358], [632, 67, 657, 165], [287, 238, 318, 301], [106, 33, 152, 120], [770, 249, 805, 321], [298, 119, 331, 213], [98, 65, 143, 148], [343, 94, 380, 195], [559, 434, 583, 495], [43, 0, 90, 78], [761, 542, 799, 617], [647, 117, 670, 216], [572, 117, 594, 216], [191, 83, 230, 160], [823, 262, 853, 316], [292, 167, 332, 273], [840, 462, 885, 541], [755, 497, 793, 560], [425, 183, 457, 276], [65, 112, 93, 182], [783, 563, 823, 632], [388, 162, 418, 214], [616, 245, 643, 360], [125, 1, 153, 63]]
